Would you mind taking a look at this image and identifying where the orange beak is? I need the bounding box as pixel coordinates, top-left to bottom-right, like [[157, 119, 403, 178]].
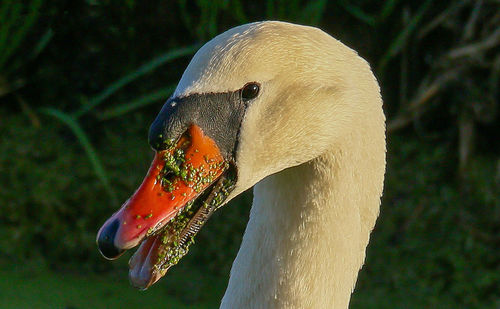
[[97, 125, 233, 288]]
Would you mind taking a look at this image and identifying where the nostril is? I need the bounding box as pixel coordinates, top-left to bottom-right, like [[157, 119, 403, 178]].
[[97, 219, 124, 260]]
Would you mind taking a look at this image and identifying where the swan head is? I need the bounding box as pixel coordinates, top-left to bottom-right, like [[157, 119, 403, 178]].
[[97, 21, 384, 289]]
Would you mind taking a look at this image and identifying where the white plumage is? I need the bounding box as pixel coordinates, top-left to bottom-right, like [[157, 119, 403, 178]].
[[175, 21, 386, 308]]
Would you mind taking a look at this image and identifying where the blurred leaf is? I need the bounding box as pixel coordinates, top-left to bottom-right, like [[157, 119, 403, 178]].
[[73, 44, 201, 118], [380, 0, 399, 20], [300, 0, 327, 25], [41, 108, 118, 206], [377, 0, 432, 74], [7, 28, 53, 75], [231, 0, 248, 23], [0, 1, 22, 67], [98, 85, 176, 120], [0, 0, 43, 71], [30, 28, 53, 60], [338, 0, 377, 26]]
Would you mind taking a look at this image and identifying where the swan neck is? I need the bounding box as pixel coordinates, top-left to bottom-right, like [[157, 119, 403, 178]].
[[221, 137, 384, 308]]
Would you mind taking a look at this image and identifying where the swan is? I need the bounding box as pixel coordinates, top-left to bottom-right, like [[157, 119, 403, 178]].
[[97, 21, 385, 308]]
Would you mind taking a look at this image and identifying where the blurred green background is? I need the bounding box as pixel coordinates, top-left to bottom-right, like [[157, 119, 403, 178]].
[[1, 0, 499, 308]]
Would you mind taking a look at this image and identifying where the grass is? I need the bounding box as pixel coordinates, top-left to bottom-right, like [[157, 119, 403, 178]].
[[0, 263, 224, 309]]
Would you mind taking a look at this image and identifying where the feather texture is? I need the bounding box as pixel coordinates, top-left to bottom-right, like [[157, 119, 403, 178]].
[[175, 21, 386, 309]]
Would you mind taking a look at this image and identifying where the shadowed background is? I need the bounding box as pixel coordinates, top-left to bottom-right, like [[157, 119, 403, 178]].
[[1, 0, 499, 308]]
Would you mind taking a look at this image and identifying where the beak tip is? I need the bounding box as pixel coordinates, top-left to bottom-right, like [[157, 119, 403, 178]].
[[97, 218, 125, 260]]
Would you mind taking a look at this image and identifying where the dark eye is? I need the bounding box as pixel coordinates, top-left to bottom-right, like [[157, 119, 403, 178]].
[[241, 83, 260, 101]]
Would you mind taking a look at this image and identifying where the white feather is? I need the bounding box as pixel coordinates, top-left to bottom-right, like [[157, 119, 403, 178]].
[[176, 21, 385, 309]]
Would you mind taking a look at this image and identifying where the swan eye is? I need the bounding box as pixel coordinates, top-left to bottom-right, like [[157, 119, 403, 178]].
[[241, 83, 260, 101]]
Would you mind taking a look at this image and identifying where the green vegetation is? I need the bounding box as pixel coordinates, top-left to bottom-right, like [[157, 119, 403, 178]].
[[1, 0, 499, 307], [0, 262, 224, 308]]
